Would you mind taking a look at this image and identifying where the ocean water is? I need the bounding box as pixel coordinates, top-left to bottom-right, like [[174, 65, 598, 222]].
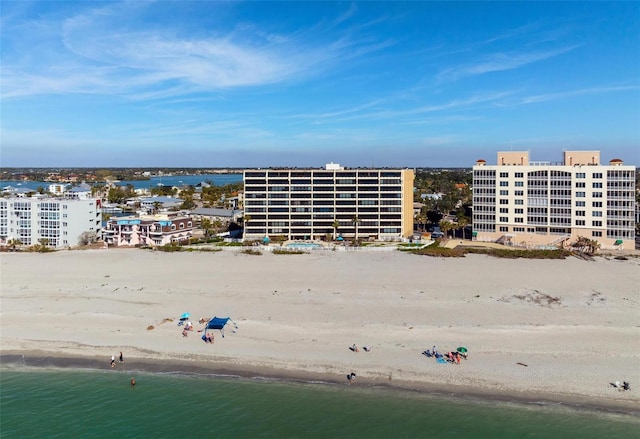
[[1, 369, 637, 439], [0, 173, 243, 191]]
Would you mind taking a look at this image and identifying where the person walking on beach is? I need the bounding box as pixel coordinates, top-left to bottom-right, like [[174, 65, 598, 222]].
[[110, 355, 116, 368], [119, 352, 124, 364]]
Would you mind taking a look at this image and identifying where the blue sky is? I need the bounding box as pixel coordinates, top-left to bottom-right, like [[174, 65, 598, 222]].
[[1, 1, 639, 168]]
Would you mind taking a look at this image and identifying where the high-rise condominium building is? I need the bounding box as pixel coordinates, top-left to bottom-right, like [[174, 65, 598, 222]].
[[0, 197, 102, 248], [243, 163, 414, 241], [472, 151, 635, 249]]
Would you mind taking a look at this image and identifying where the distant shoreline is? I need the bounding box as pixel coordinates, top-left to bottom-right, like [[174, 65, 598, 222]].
[[2, 352, 638, 417]]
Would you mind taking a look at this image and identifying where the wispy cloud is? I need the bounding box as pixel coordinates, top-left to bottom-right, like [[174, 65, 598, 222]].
[[334, 3, 357, 25], [514, 85, 640, 105], [438, 45, 580, 82], [1, 2, 391, 100]]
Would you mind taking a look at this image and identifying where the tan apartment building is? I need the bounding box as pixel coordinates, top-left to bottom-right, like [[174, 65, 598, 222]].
[[243, 163, 414, 241], [472, 150, 635, 250]]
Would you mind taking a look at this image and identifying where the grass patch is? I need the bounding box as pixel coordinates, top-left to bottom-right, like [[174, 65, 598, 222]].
[[272, 249, 307, 254], [241, 249, 262, 255], [410, 242, 570, 259], [410, 241, 466, 257], [465, 248, 570, 259], [184, 247, 222, 253]]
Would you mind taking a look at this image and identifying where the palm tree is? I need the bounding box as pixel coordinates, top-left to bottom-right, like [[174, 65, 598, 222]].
[[152, 201, 163, 214], [439, 220, 454, 239], [213, 219, 224, 235], [201, 218, 212, 238], [351, 215, 361, 239], [456, 217, 468, 240], [332, 219, 340, 241]]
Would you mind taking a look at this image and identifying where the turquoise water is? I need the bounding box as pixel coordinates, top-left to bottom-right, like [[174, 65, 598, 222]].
[[286, 243, 324, 249], [1, 369, 637, 438]]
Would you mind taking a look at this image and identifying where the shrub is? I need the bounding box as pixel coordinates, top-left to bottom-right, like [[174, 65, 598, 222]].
[[273, 249, 306, 255], [241, 249, 262, 255]]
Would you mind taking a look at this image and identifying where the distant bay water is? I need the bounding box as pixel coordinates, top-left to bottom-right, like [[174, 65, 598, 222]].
[[1, 369, 637, 439], [0, 173, 243, 191]]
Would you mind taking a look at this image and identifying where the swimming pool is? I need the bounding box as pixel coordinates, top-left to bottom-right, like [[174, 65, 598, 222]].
[[285, 243, 324, 249]]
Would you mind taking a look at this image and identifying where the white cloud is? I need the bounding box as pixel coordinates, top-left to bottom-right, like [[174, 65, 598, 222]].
[[438, 46, 580, 82], [1, 2, 391, 100]]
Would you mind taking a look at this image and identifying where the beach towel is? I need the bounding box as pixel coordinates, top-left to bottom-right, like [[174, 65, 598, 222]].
[[436, 358, 448, 364]]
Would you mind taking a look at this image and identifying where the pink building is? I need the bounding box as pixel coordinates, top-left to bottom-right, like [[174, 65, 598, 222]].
[[103, 213, 194, 247]]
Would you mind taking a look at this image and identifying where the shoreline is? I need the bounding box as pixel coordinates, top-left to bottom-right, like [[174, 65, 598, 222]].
[[2, 351, 639, 416], [2, 250, 638, 418]]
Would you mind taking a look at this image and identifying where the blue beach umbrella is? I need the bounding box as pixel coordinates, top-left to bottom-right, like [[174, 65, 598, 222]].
[[180, 312, 191, 320]]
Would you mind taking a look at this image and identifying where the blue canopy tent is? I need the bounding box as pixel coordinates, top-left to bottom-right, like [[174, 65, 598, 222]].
[[202, 316, 238, 340]]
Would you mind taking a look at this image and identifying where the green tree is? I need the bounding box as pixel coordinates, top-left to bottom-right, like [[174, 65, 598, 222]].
[[439, 220, 454, 239], [201, 218, 212, 237], [456, 216, 468, 240], [332, 219, 340, 240], [351, 215, 360, 239], [213, 219, 224, 235]]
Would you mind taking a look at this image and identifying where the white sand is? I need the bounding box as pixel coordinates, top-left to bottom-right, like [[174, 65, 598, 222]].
[[1, 249, 639, 410]]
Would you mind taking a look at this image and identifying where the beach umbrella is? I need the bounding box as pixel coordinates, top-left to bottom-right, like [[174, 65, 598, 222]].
[[457, 347, 468, 353], [181, 312, 191, 320]]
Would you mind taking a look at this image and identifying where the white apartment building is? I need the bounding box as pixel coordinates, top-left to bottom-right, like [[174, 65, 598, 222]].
[[472, 151, 635, 250], [243, 164, 415, 241], [0, 197, 102, 248]]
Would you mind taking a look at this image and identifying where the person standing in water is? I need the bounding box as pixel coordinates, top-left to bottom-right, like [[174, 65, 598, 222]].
[[130, 377, 136, 387], [119, 352, 124, 363]]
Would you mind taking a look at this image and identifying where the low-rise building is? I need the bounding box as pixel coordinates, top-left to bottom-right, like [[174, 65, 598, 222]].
[[0, 197, 102, 248], [102, 213, 194, 247]]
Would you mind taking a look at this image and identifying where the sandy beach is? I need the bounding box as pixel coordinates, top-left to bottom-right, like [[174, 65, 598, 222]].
[[1, 249, 639, 412]]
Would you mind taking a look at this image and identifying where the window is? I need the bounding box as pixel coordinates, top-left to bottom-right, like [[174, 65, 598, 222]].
[[500, 190, 508, 195], [576, 173, 586, 178], [576, 192, 585, 197], [500, 217, 508, 222], [592, 220, 602, 227], [499, 208, 508, 213], [576, 182, 586, 188], [576, 211, 585, 216], [515, 190, 524, 196], [515, 208, 524, 214], [593, 192, 602, 198], [515, 200, 524, 205], [515, 218, 524, 223], [592, 231, 602, 237], [515, 172, 524, 178], [576, 220, 585, 225], [592, 182, 602, 188], [499, 199, 508, 205], [499, 226, 508, 232], [500, 181, 509, 187], [592, 211, 602, 217], [575, 201, 585, 207], [592, 201, 602, 207], [515, 181, 524, 187], [500, 172, 509, 178], [593, 173, 602, 178]]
